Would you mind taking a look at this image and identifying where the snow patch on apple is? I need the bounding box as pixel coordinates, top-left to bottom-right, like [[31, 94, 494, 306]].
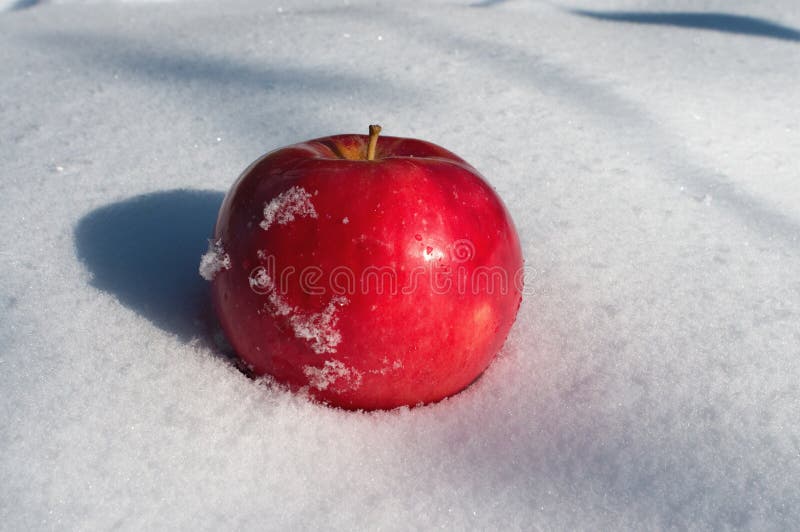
[[198, 239, 231, 281], [249, 265, 347, 353], [260, 186, 318, 231], [267, 292, 293, 317], [289, 296, 349, 354], [250, 267, 293, 316], [248, 266, 272, 293], [303, 359, 363, 393]]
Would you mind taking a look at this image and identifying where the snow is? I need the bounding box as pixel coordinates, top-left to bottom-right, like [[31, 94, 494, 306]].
[[249, 262, 348, 351], [249, 265, 293, 315], [288, 295, 349, 355], [198, 238, 230, 280], [260, 185, 318, 231], [304, 359, 363, 393], [2, 0, 800, 529]]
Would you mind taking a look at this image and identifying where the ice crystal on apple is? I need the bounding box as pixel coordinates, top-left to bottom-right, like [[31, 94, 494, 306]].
[[249, 267, 293, 315], [198, 239, 231, 281], [303, 359, 363, 392], [249, 265, 346, 352], [289, 296, 349, 354], [266, 291, 293, 317], [248, 266, 273, 292], [260, 185, 318, 231]]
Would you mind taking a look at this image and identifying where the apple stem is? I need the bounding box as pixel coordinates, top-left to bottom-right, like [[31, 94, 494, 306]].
[[367, 124, 382, 161]]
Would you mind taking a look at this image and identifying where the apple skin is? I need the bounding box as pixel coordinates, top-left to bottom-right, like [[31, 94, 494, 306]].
[[207, 133, 523, 410]]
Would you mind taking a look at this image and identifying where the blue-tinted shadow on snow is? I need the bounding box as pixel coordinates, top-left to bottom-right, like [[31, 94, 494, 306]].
[[75, 189, 225, 344], [571, 10, 800, 42], [10, 0, 41, 10], [470, 0, 507, 7]]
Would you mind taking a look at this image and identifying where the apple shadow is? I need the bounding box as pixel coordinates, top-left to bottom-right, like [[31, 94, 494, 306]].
[[74, 189, 225, 345]]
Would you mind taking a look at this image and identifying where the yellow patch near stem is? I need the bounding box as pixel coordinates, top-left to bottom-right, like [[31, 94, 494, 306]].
[[337, 143, 366, 160]]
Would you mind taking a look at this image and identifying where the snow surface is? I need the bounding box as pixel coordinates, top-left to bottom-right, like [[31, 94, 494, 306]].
[[2, 0, 800, 529]]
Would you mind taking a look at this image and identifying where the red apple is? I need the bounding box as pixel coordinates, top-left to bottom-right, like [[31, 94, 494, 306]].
[[201, 125, 523, 410]]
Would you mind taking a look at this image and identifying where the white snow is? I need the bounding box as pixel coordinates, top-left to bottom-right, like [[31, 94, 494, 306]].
[[198, 238, 230, 280], [249, 265, 346, 348], [249, 265, 293, 315], [259, 185, 318, 231], [304, 359, 363, 392], [248, 265, 273, 293], [288, 295, 348, 354], [3, 0, 800, 530]]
